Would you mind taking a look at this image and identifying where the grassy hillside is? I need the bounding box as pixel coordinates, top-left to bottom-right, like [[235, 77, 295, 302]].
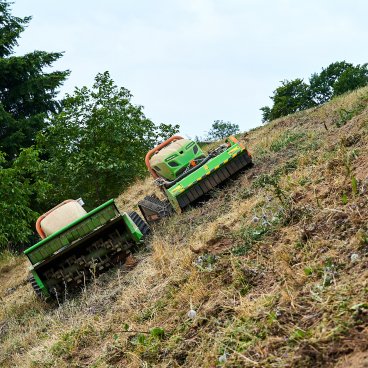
[[1, 87, 368, 367]]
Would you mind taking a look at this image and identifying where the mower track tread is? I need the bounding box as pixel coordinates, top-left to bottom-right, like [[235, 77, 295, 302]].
[[138, 196, 173, 224], [128, 211, 150, 236], [29, 274, 44, 298]]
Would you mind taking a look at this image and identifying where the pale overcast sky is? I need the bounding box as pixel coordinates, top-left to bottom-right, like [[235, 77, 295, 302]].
[[11, 0, 368, 137]]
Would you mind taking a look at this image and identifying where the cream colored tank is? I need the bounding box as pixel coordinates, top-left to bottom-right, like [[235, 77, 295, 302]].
[[150, 139, 191, 167], [41, 201, 87, 237]]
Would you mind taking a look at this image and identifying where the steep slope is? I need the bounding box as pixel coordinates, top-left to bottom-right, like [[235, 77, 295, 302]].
[[0, 87, 367, 367]]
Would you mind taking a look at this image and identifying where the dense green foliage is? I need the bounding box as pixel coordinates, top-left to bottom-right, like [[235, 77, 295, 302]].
[[39, 72, 179, 207], [206, 120, 240, 141], [0, 0, 69, 161], [332, 64, 368, 96], [261, 79, 315, 122], [0, 2, 178, 250], [0, 148, 49, 249], [0, 1, 68, 250], [261, 61, 368, 122], [309, 61, 353, 104]]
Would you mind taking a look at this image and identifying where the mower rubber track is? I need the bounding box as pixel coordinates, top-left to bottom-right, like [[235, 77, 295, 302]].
[[128, 211, 150, 236], [138, 195, 173, 224], [29, 275, 43, 298]]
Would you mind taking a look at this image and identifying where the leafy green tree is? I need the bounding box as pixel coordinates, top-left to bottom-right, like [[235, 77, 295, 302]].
[[260, 106, 271, 123], [261, 79, 315, 122], [332, 64, 368, 97], [261, 61, 368, 123], [39, 72, 179, 207], [309, 61, 353, 104], [207, 120, 240, 141], [0, 147, 50, 250], [0, 1, 69, 161]]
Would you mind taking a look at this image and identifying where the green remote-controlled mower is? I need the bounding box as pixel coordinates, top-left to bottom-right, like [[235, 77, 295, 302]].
[[24, 199, 149, 298], [138, 135, 253, 223]]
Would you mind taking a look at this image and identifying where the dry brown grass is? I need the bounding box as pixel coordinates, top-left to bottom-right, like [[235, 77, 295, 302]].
[[115, 176, 163, 212], [1, 87, 368, 367]]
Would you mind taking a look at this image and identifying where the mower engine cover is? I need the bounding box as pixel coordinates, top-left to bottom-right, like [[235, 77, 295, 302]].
[[149, 139, 205, 181], [40, 200, 87, 237]]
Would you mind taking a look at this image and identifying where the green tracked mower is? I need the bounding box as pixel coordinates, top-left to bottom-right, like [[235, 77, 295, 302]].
[[24, 199, 149, 298], [138, 135, 253, 223]]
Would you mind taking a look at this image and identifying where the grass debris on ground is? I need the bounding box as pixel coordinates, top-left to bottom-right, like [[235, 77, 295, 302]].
[[1, 87, 368, 367]]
